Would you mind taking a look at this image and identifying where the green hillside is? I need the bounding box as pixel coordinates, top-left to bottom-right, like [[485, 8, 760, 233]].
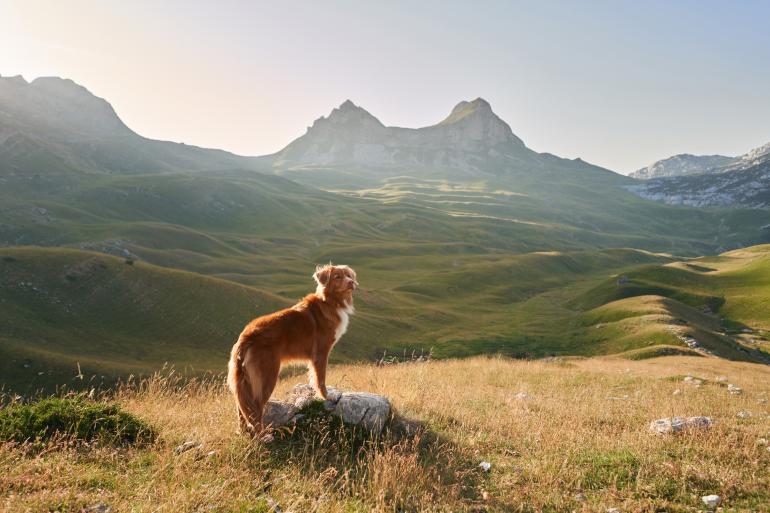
[[3, 244, 768, 393], [569, 244, 770, 362]]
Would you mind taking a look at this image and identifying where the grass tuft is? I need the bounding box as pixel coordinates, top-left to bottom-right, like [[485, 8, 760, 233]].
[[0, 396, 156, 446]]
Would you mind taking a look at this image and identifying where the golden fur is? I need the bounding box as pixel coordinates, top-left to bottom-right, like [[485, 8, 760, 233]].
[[227, 264, 357, 433]]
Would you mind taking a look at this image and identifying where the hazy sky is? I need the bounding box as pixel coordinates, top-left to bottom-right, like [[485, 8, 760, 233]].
[[2, 1, 770, 173]]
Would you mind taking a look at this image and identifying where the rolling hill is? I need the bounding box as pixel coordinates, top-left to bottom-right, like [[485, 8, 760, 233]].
[[2, 75, 770, 394], [2, 244, 769, 393]]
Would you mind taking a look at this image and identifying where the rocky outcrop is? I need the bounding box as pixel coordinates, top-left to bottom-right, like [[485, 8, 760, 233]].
[[263, 384, 392, 434]]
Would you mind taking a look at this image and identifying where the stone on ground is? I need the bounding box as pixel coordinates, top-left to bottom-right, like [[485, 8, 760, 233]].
[[649, 416, 713, 434], [263, 384, 391, 434]]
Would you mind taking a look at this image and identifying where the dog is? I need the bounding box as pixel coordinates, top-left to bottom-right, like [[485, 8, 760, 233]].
[[227, 263, 358, 433]]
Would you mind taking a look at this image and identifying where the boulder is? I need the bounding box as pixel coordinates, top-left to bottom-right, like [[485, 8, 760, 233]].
[[701, 494, 721, 508], [264, 384, 391, 434], [334, 392, 391, 433], [727, 384, 743, 395], [649, 416, 713, 434]]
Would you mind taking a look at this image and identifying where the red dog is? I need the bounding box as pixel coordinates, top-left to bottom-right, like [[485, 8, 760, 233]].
[[227, 264, 357, 433]]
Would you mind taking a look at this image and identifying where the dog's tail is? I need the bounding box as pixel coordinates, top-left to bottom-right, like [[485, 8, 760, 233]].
[[227, 336, 262, 433]]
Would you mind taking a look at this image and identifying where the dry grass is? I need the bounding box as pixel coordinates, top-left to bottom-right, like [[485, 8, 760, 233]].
[[2, 356, 769, 512]]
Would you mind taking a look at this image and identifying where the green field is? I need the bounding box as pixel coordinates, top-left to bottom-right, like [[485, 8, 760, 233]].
[[2, 243, 768, 393], [3, 96, 770, 394]]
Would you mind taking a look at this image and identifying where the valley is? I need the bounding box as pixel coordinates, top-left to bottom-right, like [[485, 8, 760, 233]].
[[1, 75, 770, 394]]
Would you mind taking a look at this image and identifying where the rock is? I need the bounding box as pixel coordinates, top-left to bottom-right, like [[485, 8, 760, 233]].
[[649, 416, 713, 434], [757, 398, 768, 405], [83, 505, 111, 513], [672, 389, 682, 396], [174, 441, 202, 455], [574, 493, 587, 502], [263, 401, 298, 427], [701, 494, 721, 508], [334, 392, 391, 433], [737, 410, 752, 419], [265, 497, 282, 513], [683, 376, 703, 386], [606, 508, 620, 513], [479, 461, 491, 472], [263, 384, 391, 434], [513, 392, 534, 401], [728, 384, 743, 395], [715, 376, 728, 383]]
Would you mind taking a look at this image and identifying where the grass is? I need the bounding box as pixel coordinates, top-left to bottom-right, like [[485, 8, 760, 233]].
[[3, 244, 770, 394], [0, 396, 155, 446], [1, 355, 768, 512]]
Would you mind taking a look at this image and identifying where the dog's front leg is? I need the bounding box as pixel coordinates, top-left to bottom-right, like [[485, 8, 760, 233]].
[[309, 347, 330, 399]]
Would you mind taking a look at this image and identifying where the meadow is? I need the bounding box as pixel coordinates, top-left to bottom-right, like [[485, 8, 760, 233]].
[[3, 243, 769, 394], [2, 355, 769, 512]]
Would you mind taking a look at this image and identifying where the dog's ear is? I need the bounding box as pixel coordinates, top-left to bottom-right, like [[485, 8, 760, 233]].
[[313, 265, 332, 286]]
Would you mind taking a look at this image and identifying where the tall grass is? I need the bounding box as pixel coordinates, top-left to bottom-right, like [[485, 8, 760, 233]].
[[1, 355, 769, 511]]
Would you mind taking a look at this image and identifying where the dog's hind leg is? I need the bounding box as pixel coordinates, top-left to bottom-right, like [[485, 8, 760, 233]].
[[243, 349, 281, 431]]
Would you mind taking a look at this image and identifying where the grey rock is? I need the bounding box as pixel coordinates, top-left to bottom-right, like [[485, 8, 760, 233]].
[[173, 441, 202, 455], [728, 384, 743, 395], [701, 494, 721, 508], [649, 416, 713, 434], [334, 392, 391, 433], [83, 505, 111, 513], [737, 410, 752, 419], [263, 401, 298, 427], [264, 384, 391, 434]]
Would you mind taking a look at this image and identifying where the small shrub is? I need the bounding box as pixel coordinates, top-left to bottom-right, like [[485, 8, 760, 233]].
[[0, 396, 156, 446]]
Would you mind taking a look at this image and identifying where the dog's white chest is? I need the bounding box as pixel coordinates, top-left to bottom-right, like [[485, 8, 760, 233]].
[[334, 305, 353, 343]]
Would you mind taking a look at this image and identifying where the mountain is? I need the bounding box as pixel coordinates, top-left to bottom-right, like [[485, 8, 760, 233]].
[[0, 74, 258, 178], [626, 156, 770, 208], [1, 75, 770, 393], [268, 98, 559, 177], [627, 141, 770, 208], [630, 154, 734, 179], [630, 141, 770, 180]]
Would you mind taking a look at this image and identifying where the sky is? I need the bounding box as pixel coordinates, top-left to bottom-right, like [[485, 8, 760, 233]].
[[2, 0, 770, 173]]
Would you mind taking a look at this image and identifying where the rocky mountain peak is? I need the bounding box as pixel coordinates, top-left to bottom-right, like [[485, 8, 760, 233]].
[[0, 74, 29, 86], [310, 99, 385, 132], [440, 97, 495, 125], [433, 97, 524, 148], [741, 141, 770, 165]]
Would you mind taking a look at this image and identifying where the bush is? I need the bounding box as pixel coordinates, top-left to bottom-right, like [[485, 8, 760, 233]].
[[0, 396, 156, 445]]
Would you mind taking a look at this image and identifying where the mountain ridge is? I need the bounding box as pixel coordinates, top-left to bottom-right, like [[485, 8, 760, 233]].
[[268, 97, 548, 174], [631, 140, 770, 180]]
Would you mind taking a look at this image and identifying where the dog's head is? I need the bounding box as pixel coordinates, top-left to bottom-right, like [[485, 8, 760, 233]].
[[313, 263, 358, 303]]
